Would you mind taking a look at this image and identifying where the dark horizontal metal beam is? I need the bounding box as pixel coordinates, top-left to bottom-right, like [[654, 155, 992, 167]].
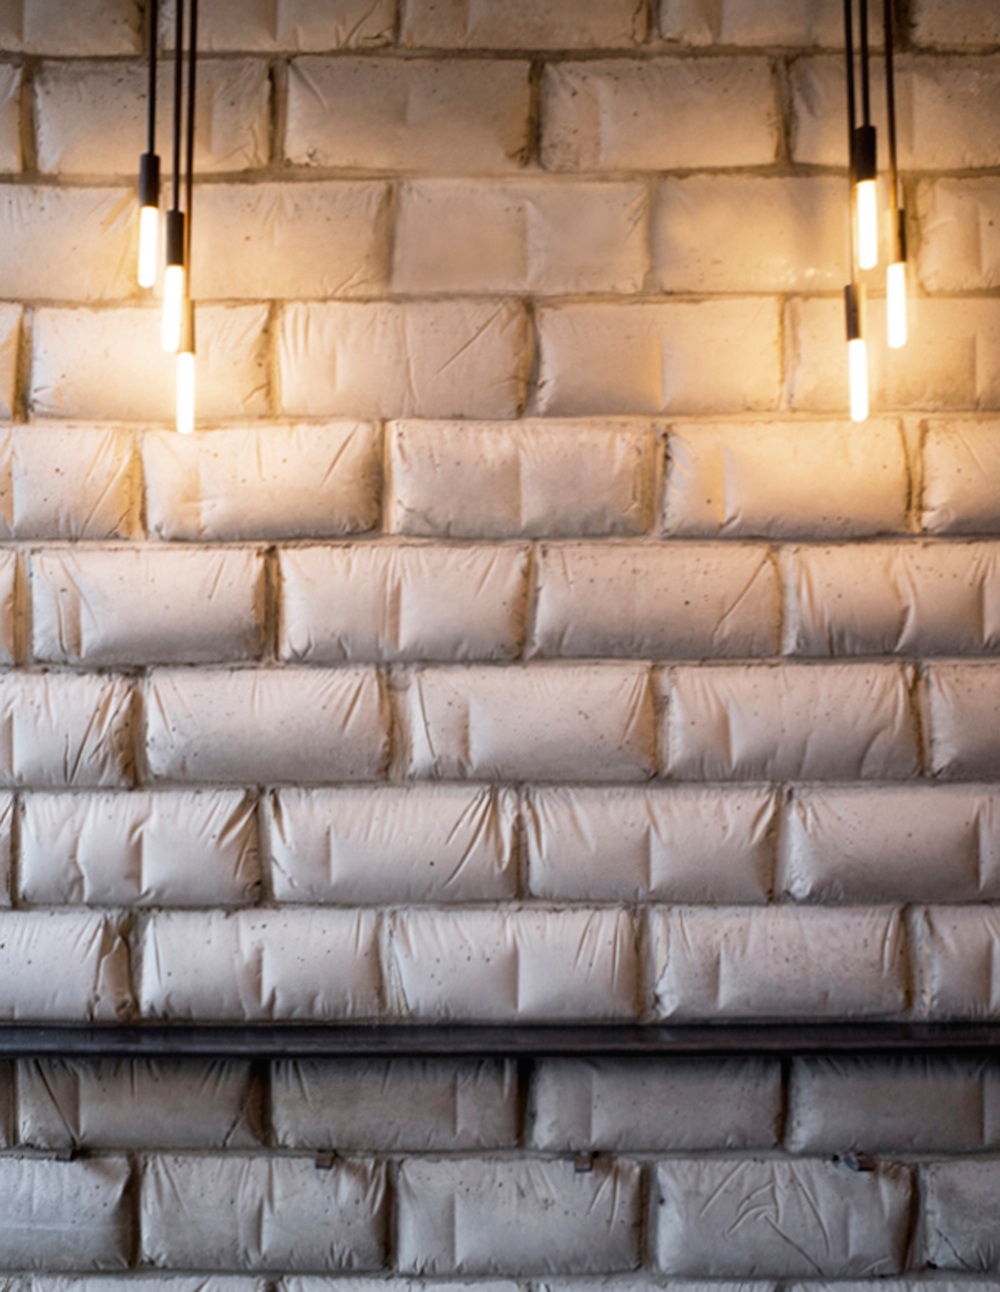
[[0, 1022, 999, 1058]]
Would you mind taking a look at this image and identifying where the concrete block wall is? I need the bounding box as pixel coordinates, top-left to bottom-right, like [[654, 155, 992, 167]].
[[2, 0, 1000, 1277]]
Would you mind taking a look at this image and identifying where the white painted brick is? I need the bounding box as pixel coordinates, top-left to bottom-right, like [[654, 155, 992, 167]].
[[389, 419, 653, 539], [654, 1159, 911, 1277], [0, 302, 19, 419], [536, 300, 781, 416], [394, 180, 648, 295], [286, 57, 530, 171], [667, 663, 919, 780], [279, 301, 528, 420], [926, 663, 1000, 778], [787, 1056, 999, 1152], [159, 0, 394, 50], [0, 1157, 131, 1269], [32, 305, 270, 423], [531, 542, 779, 659], [5, 424, 139, 539], [388, 908, 638, 1021], [143, 422, 380, 542], [272, 1058, 517, 1149], [788, 542, 1000, 656], [917, 179, 1000, 293], [32, 547, 264, 665], [19, 789, 260, 906], [666, 420, 908, 538], [145, 668, 387, 785], [0, 186, 135, 301], [660, 0, 844, 46], [923, 419, 1000, 535], [0, 672, 133, 788], [0, 911, 131, 1021], [283, 1281, 517, 1292], [0, 66, 21, 172], [401, 664, 655, 781], [526, 786, 777, 902], [140, 910, 381, 1021], [0, 550, 15, 663], [789, 297, 1000, 412], [782, 787, 1000, 904], [542, 58, 778, 170], [269, 786, 517, 903], [279, 543, 528, 663], [652, 906, 909, 1020], [35, 1280, 262, 1292], [36, 59, 270, 175], [925, 1162, 1000, 1270], [919, 905, 1000, 1017], [792, 55, 1000, 169], [0, 0, 140, 53], [913, 0, 1000, 48], [402, 0, 645, 48], [397, 1158, 641, 1274], [532, 1057, 781, 1150], [18, 1058, 259, 1148], [653, 176, 845, 293], [193, 182, 390, 300], [142, 1155, 387, 1271]]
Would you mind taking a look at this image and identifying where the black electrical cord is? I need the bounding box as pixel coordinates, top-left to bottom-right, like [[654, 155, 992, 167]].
[[183, 0, 198, 270]]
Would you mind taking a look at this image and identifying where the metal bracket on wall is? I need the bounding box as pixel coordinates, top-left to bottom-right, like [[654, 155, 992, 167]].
[[0, 1022, 998, 1058]]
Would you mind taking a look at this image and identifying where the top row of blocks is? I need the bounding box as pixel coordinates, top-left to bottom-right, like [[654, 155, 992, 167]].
[[2, 0, 999, 57]]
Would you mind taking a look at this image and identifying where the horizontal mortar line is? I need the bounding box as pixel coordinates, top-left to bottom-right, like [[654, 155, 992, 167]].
[[0, 1020, 999, 1057]]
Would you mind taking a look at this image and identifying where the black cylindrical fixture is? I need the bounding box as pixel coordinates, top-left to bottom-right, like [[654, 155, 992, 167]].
[[844, 282, 863, 341], [165, 209, 186, 266], [851, 123, 877, 182], [139, 150, 160, 207]]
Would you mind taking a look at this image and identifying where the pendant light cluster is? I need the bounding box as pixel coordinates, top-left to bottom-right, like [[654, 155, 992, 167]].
[[843, 0, 907, 423], [135, 0, 199, 435]]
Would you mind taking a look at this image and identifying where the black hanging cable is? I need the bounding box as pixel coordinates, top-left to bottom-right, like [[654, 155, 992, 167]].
[[162, 0, 186, 349], [859, 0, 872, 125], [844, 0, 857, 273], [183, 0, 198, 275], [884, 0, 904, 255], [844, 0, 868, 420], [136, 0, 160, 287]]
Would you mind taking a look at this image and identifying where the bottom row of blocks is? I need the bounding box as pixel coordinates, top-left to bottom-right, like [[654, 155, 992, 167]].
[[0, 1150, 999, 1275]]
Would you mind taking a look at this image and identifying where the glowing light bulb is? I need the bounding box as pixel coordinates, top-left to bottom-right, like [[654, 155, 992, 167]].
[[161, 263, 185, 352], [137, 204, 160, 288], [848, 337, 869, 423], [855, 179, 878, 270], [176, 351, 195, 434], [887, 259, 907, 349]]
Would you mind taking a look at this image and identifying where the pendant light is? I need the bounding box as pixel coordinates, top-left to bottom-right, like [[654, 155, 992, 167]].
[[136, 0, 160, 288], [161, 0, 186, 353], [843, 0, 869, 423], [175, 0, 198, 435], [852, 0, 878, 271], [884, 0, 907, 349]]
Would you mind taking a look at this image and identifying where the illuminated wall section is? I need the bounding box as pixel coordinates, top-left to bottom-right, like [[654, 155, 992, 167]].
[[0, 0, 998, 1278]]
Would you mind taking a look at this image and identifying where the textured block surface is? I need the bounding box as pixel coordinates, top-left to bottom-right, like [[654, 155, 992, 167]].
[[654, 1159, 912, 1277], [652, 906, 910, 1020], [387, 908, 639, 1020], [388, 420, 653, 539], [140, 911, 382, 1021], [0, 1157, 132, 1269], [397, 1158, 642, 1274], [272, 1058, 517, 1150], [401, 665, 656, 781], [141, 1156, 387, 1271], [268, 786, 516, 903]]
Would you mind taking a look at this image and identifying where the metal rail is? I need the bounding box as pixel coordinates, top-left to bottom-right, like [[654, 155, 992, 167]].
[[1, 1022, 998, 1058]]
